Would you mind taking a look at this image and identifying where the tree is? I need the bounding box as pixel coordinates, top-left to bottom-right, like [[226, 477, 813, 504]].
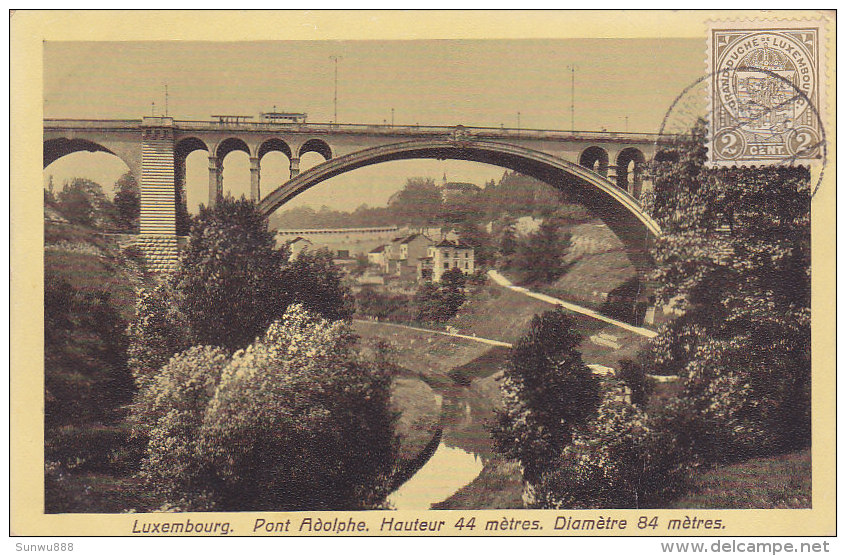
[[414, 268, 467, 323], [499, 219, 518, 259], [113, 172, 140, 233], [282, 248, 355, 322], [132, 345, 230, 508], [439, 267, 467, 317], [644, 119, 811, 461], [492, 309, 600, 484], [44, 276, 133, 426], [171, 196, 292, 352], [387, 177, 443, 225], [126, 281, 195, 389], [516, 217, 572, 284], [414, 282, 445, 323], [57, 178, 110, 227]]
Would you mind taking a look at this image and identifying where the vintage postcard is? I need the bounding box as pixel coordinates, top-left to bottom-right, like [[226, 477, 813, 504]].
[[10, 9, 836, 544]]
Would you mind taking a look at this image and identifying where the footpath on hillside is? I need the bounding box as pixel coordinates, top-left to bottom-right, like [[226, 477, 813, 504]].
[[486, 270, 658, 339], [353, 319, 513, 348]]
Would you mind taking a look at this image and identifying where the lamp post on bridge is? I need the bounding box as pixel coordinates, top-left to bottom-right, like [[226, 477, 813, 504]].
[[329, 55, 342, 125], [567, 65, 575, 133]]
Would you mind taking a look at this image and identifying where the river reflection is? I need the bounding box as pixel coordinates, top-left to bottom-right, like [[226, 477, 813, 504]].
[[387, 441, 484, 510]]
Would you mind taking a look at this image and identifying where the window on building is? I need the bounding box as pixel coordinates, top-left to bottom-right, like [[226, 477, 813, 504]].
[[444, 262, 449, 269], [464, 262, 469, 269]]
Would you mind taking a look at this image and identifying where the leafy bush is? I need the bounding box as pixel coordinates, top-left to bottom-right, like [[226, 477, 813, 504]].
[[44, 276, 133, 426], [133, 305, 397, 511], [617, 359, 653, 407], [355, 287, 415, 322], [126, 281, 195, 390], [530, 382, 691, 509], [45, 425, 145, 474], [414, 268, 467, 323], [282, 248, 355, 322], [492, 309, 600, 484], [645, 120, 811, 461]]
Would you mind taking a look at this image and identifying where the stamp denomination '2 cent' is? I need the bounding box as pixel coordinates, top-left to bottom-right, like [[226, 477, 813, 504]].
[[708, 22, 825, 166]]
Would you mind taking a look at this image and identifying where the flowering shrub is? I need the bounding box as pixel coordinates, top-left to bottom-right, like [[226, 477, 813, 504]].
[[531, 382, 690, 509], [197, 304, 395, 510], [133, 304, 397, 511], [132, 345, 229, 508]]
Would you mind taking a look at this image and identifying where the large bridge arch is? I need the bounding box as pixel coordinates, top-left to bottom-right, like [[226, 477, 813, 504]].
[[258, 139, 661, 274], [43, 137, 141, 182]]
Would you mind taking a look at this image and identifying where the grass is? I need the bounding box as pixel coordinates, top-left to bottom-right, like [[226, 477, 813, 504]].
[[353, 320, 492, 378], [670, 449, 811, 509]]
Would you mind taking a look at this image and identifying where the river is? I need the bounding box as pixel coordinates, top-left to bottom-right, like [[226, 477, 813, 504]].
[[388, 388, 494, 510]]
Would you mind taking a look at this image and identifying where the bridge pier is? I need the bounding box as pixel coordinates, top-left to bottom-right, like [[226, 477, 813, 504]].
[[208, 155, 221, 207], [290, 157, 300, 179], [137, 117, 179, 272], [250, 156, 261, 201]]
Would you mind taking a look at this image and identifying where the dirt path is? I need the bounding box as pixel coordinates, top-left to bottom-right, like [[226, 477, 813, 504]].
[[486, 270, 658, 338], [353, 319, 513, 347]]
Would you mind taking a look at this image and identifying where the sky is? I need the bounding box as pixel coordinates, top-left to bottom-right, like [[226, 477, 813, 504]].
[[43, 38, 703, 212]]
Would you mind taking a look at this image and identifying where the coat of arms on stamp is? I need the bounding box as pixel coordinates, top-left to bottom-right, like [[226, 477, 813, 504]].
[[708, 22, 825, 166]]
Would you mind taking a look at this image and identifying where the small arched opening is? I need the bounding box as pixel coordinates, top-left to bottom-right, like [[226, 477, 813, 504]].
[[216, 137, 251, 201], [175, 137, 209, 232], [616, 147, 646, 198], [578, 146, 610, 177], [258, 139, 293, 198], [299, 138, 333, 174]]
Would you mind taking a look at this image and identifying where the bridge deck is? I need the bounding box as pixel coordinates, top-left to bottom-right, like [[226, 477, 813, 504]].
[[44, 118, 672, 143]]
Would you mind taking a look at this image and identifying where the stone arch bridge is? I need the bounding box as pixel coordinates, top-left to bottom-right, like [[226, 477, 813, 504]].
[[44, 116, 666, 272]]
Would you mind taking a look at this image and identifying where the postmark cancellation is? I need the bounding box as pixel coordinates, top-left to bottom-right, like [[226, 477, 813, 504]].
[[707, 20, 826, 166]]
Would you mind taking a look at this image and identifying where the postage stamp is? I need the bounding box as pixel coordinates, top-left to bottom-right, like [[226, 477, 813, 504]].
[[707, 21, 826, 166]]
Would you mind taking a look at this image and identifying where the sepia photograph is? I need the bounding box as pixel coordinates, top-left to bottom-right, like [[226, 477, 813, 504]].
[[10, 9, 836, 539]]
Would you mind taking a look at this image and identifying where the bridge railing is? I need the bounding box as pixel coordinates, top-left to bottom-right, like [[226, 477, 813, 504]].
[[171, 120, 670, 143]]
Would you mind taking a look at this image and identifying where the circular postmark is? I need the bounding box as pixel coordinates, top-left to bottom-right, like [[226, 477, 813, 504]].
[[656, 68, 827, 198]]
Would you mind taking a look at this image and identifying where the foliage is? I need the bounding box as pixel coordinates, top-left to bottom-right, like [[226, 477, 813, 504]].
[[56, 178, 111, 227], [499, 219, 518, 258], [515, 217, 572, 284], [491, 309, 600, 484], [112, 172, 140, 233], [617, 359, 653, 407], [414, 268, 467, 323], [530, 382, 691, 509], [172, 196, 292, 352], [645, 119, 811, 461], [132, 345, 230, 507], [282, 248, 355, 322], [601, 277, 648, 326], [387, 177, 444, 226], [355, 287, 415, 322], [45, 425, 145, 475], [453, 221, 495, 267], [44, 275, 134, 426], [133, 305, 398, 511], [126, 281, 195, 390]]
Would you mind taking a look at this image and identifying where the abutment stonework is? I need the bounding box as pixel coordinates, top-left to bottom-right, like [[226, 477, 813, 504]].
[[134, 235, 179, 273]]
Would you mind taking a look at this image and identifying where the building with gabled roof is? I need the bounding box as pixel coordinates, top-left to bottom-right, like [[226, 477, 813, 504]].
[[418, 238, 475, 282]]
